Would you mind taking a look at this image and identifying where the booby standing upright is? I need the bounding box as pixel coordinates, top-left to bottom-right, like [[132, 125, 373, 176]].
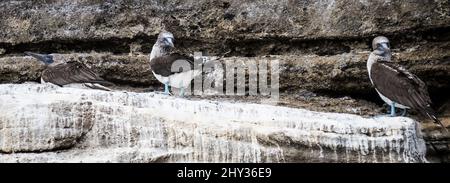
[[367, 36, 447, 131], [25, 52, 113, 91], [149, 31, 202, 96]]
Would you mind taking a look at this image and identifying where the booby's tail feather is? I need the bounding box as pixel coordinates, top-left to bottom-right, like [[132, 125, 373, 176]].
[[423, 107, 448, 132], [84, 83, 112, 91]]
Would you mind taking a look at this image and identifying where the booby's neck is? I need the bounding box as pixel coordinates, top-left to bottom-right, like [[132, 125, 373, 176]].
[[150, 44, 171, 61]]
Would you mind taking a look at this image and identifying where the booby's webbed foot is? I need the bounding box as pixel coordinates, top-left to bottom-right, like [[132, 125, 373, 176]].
[[389, 102, 396, 117], [179, 88, 185, 97], [164, 83, 170, 95]]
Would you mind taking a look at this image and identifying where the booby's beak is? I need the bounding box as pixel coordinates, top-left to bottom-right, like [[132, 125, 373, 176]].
[[164, 38, 175, 48], [24, 52, 53, 64], [25, 52, 47, 62], [380, 43, 390, 52]]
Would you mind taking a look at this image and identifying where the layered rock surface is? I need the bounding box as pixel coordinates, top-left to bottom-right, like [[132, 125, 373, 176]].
[[0, 0, 448, 99], [0, 0, 448, 44], [0, 0, 449, 162], [0, 84, 426, 163]]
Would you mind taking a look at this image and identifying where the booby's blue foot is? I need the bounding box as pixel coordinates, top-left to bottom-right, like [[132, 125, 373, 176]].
[[401, 109, 407, 116], [180, 88, 185, 97], [390, 102, 396, 117], [164, 83, 170, 95]]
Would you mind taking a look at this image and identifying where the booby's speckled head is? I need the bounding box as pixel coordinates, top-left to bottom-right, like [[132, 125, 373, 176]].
[[25, 52, 54, 65], [157, 31, 175, 49], [372, 36, 391, 58]]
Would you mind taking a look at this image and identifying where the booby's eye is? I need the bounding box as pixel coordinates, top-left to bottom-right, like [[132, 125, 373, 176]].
[[164, 37, 174, 43]]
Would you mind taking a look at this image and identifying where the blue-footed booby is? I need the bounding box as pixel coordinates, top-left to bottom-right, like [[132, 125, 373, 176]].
[[149, 31, 202, 96], [367, 36, 447, 131], [25, 52, 113, 91]]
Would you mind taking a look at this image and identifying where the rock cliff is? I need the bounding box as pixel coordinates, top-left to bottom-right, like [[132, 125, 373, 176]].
[[0, 0, 449, 162], [0, 84, 426, 163]]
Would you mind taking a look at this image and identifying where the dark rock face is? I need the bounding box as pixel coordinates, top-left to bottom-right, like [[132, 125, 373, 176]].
[[0, 0, 449, 44], [0, 0, 449, 162], [0, 0, 448, 95]]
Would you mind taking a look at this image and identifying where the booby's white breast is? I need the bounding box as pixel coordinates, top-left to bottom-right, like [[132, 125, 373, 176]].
[[152, 70, 202, 89]]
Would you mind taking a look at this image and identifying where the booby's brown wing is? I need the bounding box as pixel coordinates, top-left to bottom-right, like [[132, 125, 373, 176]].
[[370, 61, 432, 110], [150, 53, 195, 77], [42, 61, 112, 86]]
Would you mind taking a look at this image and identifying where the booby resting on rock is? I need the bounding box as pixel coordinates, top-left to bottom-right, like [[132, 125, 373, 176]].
[[367, 36, 447, 131], [25, 52, 113, 91], [149, 31, 202, 96]]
